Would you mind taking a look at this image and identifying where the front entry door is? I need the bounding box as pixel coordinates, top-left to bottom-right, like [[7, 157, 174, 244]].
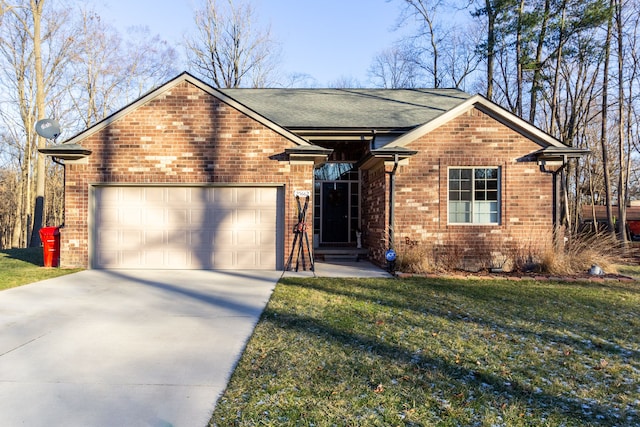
[[321, 182, 349, 243]]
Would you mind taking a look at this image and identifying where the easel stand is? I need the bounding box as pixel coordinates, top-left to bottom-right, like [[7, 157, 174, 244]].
[[285, 195, 314, 272]]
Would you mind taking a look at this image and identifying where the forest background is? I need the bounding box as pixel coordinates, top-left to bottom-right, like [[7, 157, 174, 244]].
[[0, 0, 638, 250]]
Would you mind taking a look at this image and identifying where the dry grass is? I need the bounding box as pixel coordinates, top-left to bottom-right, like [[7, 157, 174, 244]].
[[541, 232, 626, 275], [396, 242, 435, 274], [395, 231, 632, 276]]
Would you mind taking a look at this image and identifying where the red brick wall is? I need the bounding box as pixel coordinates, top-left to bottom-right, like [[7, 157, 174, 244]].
[[363, 107, 554, 270], [361, 162, 388, 262], [61, 80, 313, 268]]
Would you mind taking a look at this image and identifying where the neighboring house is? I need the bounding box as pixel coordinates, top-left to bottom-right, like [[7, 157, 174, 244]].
[[40, 72, 586, 271], [580, 204, 640, 241]]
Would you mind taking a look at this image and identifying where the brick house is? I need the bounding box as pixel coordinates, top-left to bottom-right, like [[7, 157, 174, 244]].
[[41, 72, 586, 271]]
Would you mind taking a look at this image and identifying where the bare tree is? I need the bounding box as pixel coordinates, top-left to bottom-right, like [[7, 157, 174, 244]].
[[328, 75, 363, 89], [0, 1, 178, 248], [184, 0, 280, 88], [392, 0, 480, 89], [368, 45, 421, 88], [64, 10, 178, 128], [401, 0, 445, 87], [0, 0, 74, 246]]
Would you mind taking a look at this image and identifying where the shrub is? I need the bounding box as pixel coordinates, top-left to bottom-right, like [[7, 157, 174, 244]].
[[394, 231, 628, 276], [540, 231, 625, 275]]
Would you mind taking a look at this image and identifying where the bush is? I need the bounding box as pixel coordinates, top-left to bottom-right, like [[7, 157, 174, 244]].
[[394, 231, 628, 276], [540, 231, 625, 275]]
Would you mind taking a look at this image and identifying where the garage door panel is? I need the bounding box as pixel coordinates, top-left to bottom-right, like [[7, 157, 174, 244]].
[[236, 251, 257, 267], [143, 251, 165, 267], [237, 229, 258, 244], [122, 230, 144, 247], [212, 209, 235, 228], [96, 249, 118, 267], [165, 230, 188, 247], [93, 186, 281, 269], [167, 187, 190, 203], [144, 208, 165, 225], [191, 230, 214, 247], [212, 251, 233, 268], [144, 187, 165, 202], [96, 207, 119, 224], [258, 230, 276, 245], [258, 252, 276, 268], [122, 187, 144, 203], [165, 251, 189, 268], [168, 209, 189, 225], [214, 187, 235, 207], [257, 210, 277, 228], [190, 208, 207, 224], [214, 229, 235, 246], [144, 229, 165, 245], [120, 251, 143, 268], [237, 209, 257, 226]]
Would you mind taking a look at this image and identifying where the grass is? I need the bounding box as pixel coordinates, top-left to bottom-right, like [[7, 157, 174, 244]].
[[211, 276, 640, 426], [618, 264, 640, 281], [0, 247, 82, 290]]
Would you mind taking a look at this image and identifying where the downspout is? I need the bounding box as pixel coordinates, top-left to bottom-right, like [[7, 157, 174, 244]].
[[51, 157, 65, 226], [382, 153, 400, 273], [387, 153, 399, 249]]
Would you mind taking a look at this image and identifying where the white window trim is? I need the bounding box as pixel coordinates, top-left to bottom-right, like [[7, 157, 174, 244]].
[[447, 166, 501, 225]]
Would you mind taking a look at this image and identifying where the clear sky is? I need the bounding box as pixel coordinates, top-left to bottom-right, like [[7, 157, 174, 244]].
[[88, 0, 412, 86]]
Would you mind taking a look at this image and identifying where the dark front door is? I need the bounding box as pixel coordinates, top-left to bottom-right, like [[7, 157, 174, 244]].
[[322, 182, 349, 243]]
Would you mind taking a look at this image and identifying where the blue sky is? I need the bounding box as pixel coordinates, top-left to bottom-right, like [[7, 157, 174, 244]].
[[89, 0, 413, 86]]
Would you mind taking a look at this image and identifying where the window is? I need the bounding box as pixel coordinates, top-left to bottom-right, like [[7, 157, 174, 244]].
[[448, 167, 500, 224]]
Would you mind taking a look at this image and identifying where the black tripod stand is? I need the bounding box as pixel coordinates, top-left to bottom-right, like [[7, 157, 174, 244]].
[[285, 195, 314, 272]]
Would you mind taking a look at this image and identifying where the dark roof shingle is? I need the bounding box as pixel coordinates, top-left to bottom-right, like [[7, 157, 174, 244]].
[[219, 88, 471, 129]]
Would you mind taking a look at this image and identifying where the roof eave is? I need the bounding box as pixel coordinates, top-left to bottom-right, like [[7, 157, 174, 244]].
[[285, 146, 333, 165], [534, 146, 590, 161], [358, 147, 419, 169], [38, 143, 92, 161]]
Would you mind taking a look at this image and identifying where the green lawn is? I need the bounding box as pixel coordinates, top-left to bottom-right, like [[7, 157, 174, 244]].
[[211, 276, 640, 426], [618, 264, 640, 280], [0, 247, 82, 290]]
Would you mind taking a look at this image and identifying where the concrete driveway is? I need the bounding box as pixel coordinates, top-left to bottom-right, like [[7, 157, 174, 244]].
[[0, 269, 280, 427]]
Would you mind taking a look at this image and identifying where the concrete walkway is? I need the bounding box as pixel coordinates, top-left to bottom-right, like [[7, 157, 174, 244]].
[[0, 269, 280, 427], [283, 260, 393, 279]]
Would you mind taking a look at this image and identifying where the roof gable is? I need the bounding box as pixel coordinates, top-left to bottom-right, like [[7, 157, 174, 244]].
[[62, 72, 313, 147], [384, 95, 572, 151], [382, 95, 589, 162]]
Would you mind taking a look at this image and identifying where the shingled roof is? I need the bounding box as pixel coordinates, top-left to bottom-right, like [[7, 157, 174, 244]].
[[219, 88, 471, 130]]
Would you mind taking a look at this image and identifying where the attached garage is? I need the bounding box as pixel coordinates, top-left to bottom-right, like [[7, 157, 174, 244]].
[[91, 186, 284, 270]]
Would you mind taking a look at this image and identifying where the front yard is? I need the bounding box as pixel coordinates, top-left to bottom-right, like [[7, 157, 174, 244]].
[[211, 275, 640, 426], [0, 248, 82, 290]]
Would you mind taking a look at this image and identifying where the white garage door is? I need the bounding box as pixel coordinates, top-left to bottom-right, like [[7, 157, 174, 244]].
[[92, 186, 282, 269]]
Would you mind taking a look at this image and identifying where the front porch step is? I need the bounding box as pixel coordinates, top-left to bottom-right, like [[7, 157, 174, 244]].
[[314, 247, 369, 262]]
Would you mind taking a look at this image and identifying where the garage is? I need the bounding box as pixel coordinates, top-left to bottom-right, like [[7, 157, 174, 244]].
[[91, 186, 283, 270]]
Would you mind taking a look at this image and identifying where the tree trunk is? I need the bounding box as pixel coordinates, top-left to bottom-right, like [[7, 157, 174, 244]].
[[28, 0, 46, 248], [529, 0, 551, 123], [485, 0, 495, 100], [549, 0, 567, 136], [601, 1, 616, 236], [616, 0, 627, 243], [515, 0, 525, 116]]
